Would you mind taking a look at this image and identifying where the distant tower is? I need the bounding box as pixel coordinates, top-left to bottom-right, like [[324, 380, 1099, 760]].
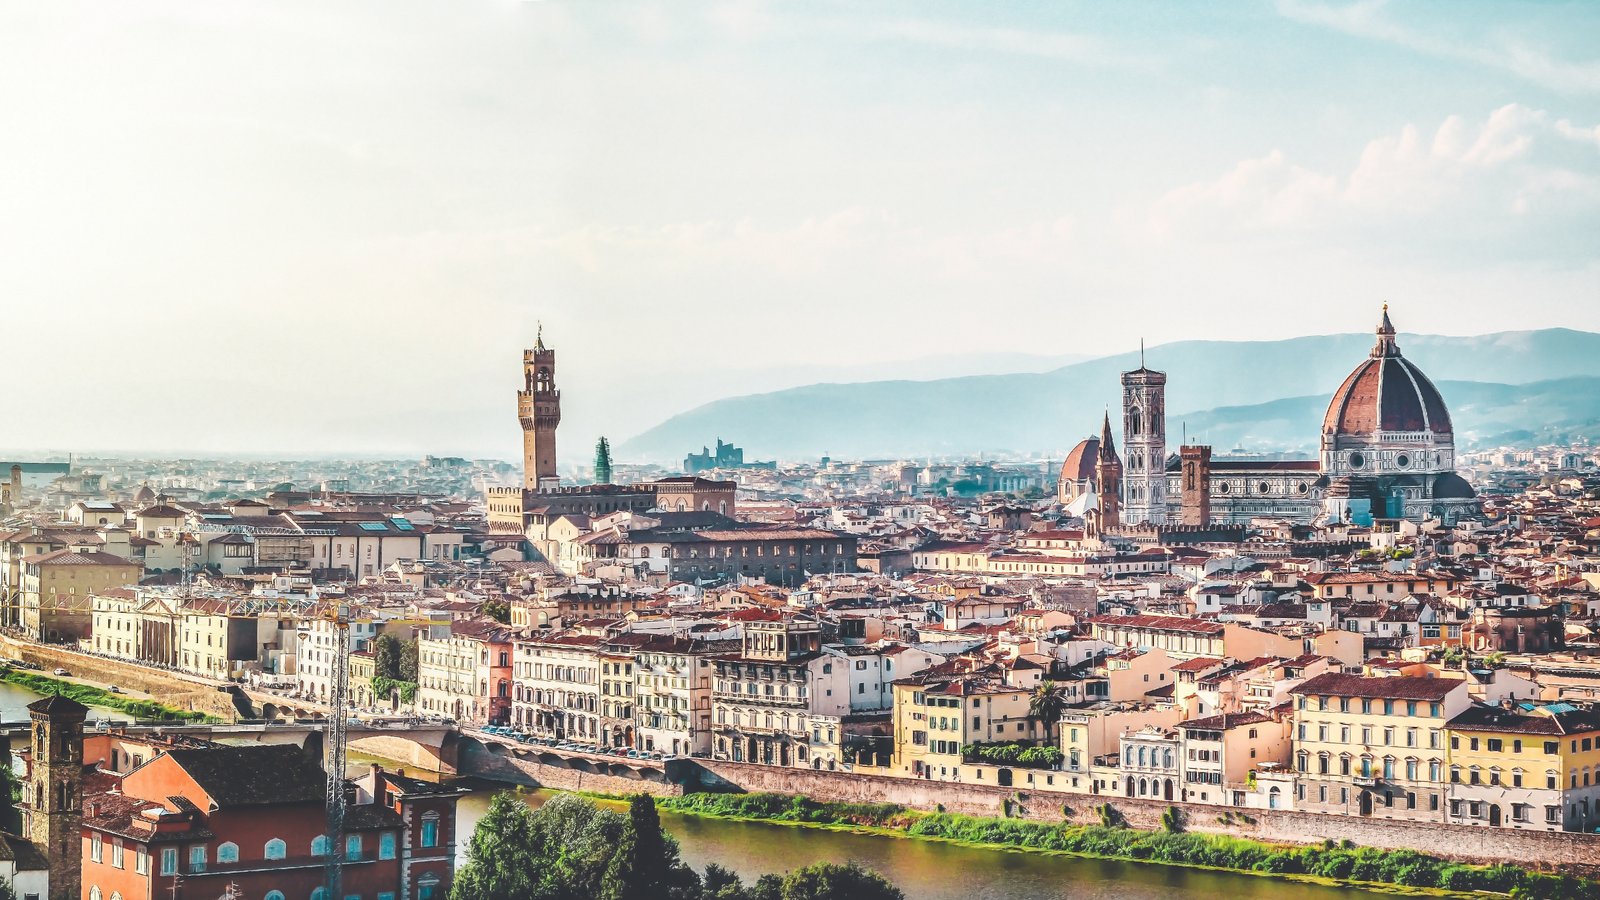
[[1179, 445, 1213, 526], [1093, 411, 1122, 533], [1122, 349, 1168, 525], [518, 325, 562, 490], [0, 464, 17, 513], [25, 694, 87, 900], [593, 436, 613, 485]]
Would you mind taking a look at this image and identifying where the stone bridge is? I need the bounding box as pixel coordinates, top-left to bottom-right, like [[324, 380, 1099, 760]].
[[453, 727, 692, 797], [157, 720, 458, 775], [2, 718, 462, 776]]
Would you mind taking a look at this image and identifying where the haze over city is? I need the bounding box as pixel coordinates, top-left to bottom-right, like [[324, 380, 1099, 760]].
[[10, 6, 1600, 900], [4, 1, 1599, 459]]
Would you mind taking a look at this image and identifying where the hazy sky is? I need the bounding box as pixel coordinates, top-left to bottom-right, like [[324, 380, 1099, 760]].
[[4, 1, 1598, 462]]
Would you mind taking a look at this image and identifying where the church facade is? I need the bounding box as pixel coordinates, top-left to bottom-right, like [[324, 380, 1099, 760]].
[[1064, 307, 1477, 527], [1163, 457, 1321, 524]]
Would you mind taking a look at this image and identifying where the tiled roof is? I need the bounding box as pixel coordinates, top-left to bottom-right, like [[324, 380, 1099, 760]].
[[1290, 672, 1465, 702], [1181, 710, 1271, 731], [1090, 614, 1225, 635], [164, 744, 325, 808], [1447, 704, 1600, 736], [19, 549, 138, 567]]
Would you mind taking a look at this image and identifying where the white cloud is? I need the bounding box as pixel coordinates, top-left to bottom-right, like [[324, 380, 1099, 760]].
[[1556, 118, 1600, 150], [1147, 104, 1600, 247], [1276, 0, 1600, 95]]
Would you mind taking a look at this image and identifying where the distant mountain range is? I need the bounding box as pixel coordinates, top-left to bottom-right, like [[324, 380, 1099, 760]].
[[1178, 376, 1600, 454], [617, 328, 1600, 463]]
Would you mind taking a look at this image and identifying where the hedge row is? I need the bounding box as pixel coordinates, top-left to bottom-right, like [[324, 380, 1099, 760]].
[[962, 741, 1064, 768]]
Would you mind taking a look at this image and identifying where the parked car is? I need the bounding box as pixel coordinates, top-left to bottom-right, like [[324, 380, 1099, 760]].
[[52, 667, 70, 676], [108, 685, 123, 694]]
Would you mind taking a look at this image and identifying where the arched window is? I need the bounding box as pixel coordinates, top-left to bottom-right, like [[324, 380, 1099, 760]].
[[311, 835, 330, 857], [265, 893, 285, 900], [312, 889, 328, 900], [1163, 749, 1173, 769], [264, 838, 286, 860], [1130, 408, 1142, 436], [217, 842, 239, 864], [90, 888, 102, 900]]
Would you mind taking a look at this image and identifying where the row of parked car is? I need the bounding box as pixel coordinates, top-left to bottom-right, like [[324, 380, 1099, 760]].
[[477, 725, 674, 761]]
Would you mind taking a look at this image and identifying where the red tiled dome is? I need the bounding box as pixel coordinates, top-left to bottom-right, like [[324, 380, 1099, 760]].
[[1060, 438, 1100, 483], [1322, 308, 1452, 438]]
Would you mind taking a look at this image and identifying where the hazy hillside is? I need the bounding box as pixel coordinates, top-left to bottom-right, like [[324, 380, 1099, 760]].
[[1177, 377, 1600, 454], [618, 329, 1600, 462]]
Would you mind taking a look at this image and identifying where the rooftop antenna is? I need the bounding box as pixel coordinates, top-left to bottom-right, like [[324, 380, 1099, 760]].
[[1140, 338, 1145, 369]]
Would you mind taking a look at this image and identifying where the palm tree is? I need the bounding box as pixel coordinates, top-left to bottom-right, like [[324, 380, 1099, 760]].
[[1028, 679, 1065, 739]]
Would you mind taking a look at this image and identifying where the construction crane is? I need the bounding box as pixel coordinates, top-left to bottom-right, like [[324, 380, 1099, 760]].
[[300, 602, 352, 900]]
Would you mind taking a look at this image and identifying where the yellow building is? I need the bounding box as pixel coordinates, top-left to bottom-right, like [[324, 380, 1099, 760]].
[[1445, 703, 1600, 831], [90, 588, 290, 680], [1289, 672, 1472, 821], [891, 660, 1041, 785], [19, 549, 141, 643]]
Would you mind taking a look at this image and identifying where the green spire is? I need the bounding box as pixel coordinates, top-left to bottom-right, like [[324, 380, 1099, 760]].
[[594, 436, 613, 484]]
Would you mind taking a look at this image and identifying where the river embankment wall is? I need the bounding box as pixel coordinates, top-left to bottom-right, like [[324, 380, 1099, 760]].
[[695, 759, 1600, 876], [0, 635, 245, 720]]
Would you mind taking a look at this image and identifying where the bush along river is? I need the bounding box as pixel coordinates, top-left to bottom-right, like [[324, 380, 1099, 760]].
[[454, 788, 1592, 900]]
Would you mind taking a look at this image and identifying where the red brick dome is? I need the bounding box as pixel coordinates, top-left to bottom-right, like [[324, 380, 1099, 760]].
[[1322, 308, 1452, 438], [1060, 437, 1100, 483]]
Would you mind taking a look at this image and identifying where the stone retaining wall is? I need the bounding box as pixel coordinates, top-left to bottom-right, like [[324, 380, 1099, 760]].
[[696, 759, 1600, 876], [0, 636, 245, 720]]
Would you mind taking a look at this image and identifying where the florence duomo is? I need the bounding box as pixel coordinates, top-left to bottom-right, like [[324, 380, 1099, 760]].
[[1061, 306, 1479, 529]]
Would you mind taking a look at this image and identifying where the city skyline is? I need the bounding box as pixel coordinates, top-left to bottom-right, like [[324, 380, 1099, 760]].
[[4, 1, 1597, 457]]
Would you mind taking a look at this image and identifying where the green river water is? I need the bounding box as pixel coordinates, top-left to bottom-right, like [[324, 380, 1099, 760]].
[[454, 788, 1392, 900]]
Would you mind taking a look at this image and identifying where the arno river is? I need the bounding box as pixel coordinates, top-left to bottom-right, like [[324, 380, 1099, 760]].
[[454, 788, 1392, 900], [0, 680, 1384, 900]]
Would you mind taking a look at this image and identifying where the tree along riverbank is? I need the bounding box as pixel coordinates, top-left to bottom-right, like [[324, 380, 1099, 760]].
[[0, 668, 214, 722], [656, 792, 1597, 900]]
